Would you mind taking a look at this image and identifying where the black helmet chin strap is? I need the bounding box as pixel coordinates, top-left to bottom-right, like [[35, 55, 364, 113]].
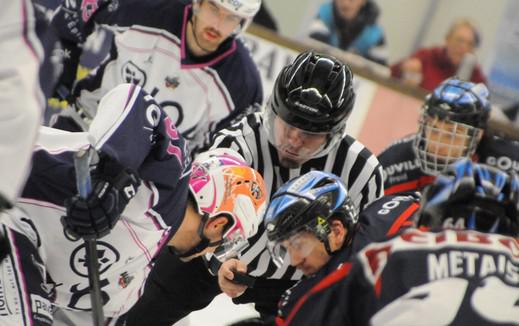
[[323, 221, 356, 256], [171, 213, 223, 258], [323, 240, 334, 256]]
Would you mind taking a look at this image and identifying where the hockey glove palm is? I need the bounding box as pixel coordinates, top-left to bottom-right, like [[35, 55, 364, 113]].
[[62, 167, 140, 240]]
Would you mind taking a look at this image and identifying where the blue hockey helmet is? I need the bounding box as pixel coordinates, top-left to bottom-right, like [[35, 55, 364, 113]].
[[264, 171, 358, 267]]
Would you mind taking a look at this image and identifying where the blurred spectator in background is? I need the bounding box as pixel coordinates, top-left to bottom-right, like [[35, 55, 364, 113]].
[[307, 0, 388, 65], [252, 3, 278, 32], [391, 18, 487, 91]]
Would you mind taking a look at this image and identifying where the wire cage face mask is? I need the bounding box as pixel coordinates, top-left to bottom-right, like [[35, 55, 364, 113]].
[[413, 112, 483, 176]]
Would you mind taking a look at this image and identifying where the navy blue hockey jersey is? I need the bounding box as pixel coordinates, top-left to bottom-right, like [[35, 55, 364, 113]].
[[277, 228, 519, 326], [378, 134, 519, 195]]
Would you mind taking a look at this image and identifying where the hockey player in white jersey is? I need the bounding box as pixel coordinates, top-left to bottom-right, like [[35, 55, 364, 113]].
[[2, 83, 267, 325], [51, 0, 263, 153], [0, 0, 44, 212], [0, 3, 54, 324]]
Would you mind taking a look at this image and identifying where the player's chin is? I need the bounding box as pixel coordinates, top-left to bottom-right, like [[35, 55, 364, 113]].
[[300, 266, 317, 277], [278, 151, 308, 168]]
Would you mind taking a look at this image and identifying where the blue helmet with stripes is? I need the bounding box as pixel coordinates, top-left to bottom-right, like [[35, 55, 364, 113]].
[[414, 78, 491, 175], [264, 171, 358, 266], [417, 159, 519, 236]]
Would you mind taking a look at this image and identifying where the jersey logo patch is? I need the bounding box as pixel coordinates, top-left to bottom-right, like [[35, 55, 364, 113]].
[[118, 272, 134, 289], [164, 76, 180, 90], [70, 241, 120, 277], [122, 61, 147, 87]]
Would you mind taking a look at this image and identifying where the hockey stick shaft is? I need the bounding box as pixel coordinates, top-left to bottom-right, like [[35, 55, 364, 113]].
[[74, 148, 105, 326]]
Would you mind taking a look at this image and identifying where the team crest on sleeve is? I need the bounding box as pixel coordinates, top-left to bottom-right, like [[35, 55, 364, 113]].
[[121, 61, 147, 87]]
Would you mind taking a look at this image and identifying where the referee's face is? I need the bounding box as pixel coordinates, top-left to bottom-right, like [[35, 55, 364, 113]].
[[274, 117, 328, 168]]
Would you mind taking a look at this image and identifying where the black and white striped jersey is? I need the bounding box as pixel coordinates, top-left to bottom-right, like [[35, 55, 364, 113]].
[[209, 112, 384, 280]]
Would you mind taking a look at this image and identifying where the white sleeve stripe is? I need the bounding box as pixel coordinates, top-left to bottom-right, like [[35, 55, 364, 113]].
[[349, 154, 379, 200], [367, 174, 380, 205], [324, 147, 338, 172], [249, 249, 272, 277], [340, 141, 364, 188], [241, 230, 268, 264]]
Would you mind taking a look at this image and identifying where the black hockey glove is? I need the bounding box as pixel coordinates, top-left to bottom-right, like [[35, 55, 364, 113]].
[[51, 0, 112, 44], [62, 156, 141, 240]]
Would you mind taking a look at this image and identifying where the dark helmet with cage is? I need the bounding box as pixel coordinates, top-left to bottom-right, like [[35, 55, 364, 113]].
[[264, 171, 358, 268], [263, 51, 356, 166], [413, 78, 491, 175], [416, 159, 519, 236]]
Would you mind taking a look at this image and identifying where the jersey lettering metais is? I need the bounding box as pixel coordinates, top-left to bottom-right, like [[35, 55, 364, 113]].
[[210, 112, 384, 280], [344, 229, 519, 325], [285, 229, 519, 326], [378, 134, 519, 195], [54, 0, 263, 151], [9, 84, 191, 317]]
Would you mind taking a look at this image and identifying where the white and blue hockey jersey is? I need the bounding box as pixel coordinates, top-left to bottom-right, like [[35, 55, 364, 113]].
[[6, 84, 191, 317], [53, 0, 263, 152]]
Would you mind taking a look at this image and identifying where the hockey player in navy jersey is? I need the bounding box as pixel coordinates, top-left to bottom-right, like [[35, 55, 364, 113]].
[[123, 51, 384, 325], [276, 159, 519, 325], [261, 171, 359, 323], [378, 78, 519, 195], [51, 0, 263, 152], [1, 83, 267, 325]]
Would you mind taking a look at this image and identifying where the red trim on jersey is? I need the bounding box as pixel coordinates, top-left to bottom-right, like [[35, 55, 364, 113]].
[[386, 202, 420, 237], [279, 263, 353, 326], [374, 276, 382, 298], [385, 175, 435, 195]]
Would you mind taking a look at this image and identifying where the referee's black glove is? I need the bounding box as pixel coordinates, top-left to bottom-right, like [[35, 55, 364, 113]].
[[62, 156, 141, 240]]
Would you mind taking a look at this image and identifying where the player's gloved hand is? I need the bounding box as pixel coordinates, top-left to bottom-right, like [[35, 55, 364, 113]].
[[62, 155, 141, 240], [218, 258, 249, 298], [51, 0, 112, 43]]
